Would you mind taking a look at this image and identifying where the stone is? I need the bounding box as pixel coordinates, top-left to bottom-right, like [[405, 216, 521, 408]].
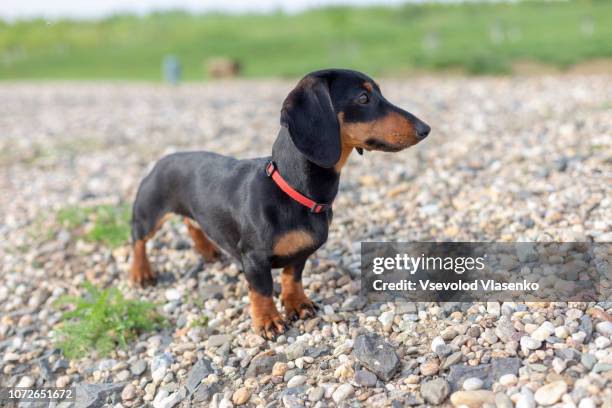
[[581, 353, 596, 370], [164, 289, 182, 301], [287, 375, 307, 388], [534, 381, 567, 406], [353, 333, 400, 381], [443, 351, 463, 370], [286, 341, 307, 360], [498, 373, 517, 386], [595, 321, 612, 335], [580, 315, 594, 341], [431, 336, 445, 352], [420, 378, 450, 405], [495, 392, 513, 408], [354, 369, 377, 387], [578, 398, 596, 408], [420, 359, 440, 376], [232, 387, 250, 405], [447, 357, 521, 391], [449, 390, 496, 407], [121, 383, 137, 400], [592, 362, 612, 373], [520, 336, 541, 351], [116, 369, 131, 382], [552, 357, 567, 374], [516, 390, 535, 408], [130, 360, 147, 376], [332, 384, 354, 403], [462, 377, 484, 391], [185, 359, 214, 394], [153, 392, 180, 408], [246, 351, 286, 378], [75, 383, 125, 408], [207, 334, 232, 348], [272, 362, 288, 377], [531, 322, 555, 341], [378, 310, 395, 327], [308, 386, 324, 402], [16, 376, 34, 388]]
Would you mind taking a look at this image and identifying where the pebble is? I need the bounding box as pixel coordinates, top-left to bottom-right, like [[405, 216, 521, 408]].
[[130, 360, 147, 376], [462, 377, 484, 391], [332, 384, 354, 403], [232, 387, 250, 405], [516, 390, 536, 408], [420, 378, 450, 405], [534, 381, 567, 406], [578, 398, 596, 408], [287, 375, 307, 388], [308, 386, 324, 402], [595, 321, 612, 335], [354, 369, 377, 387], [520, 336, 542, 351], [499, 374, 517, 386], [450, 390, 496, 407], [121, 383, 137, 400]]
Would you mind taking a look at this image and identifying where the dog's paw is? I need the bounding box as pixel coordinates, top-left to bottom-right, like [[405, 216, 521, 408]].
[[254, 313, 288, 340], [282, 295, 319, 322], [129, 266, 157, 287], [250, 291, 287, 340]]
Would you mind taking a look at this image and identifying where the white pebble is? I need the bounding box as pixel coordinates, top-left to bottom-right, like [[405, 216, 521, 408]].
[[462, 377, 484, 391]]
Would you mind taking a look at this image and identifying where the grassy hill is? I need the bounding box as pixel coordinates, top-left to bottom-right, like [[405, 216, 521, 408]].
[[1, 1, 611, 80]]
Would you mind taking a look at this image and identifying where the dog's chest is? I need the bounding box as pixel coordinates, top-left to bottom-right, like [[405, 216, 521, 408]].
[[272, 228, 326, 257]]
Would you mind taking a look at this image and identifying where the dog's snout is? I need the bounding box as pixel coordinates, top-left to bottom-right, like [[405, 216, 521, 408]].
[[415, 121, 431, 140]]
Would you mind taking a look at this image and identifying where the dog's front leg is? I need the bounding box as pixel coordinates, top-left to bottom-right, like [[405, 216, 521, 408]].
[[242, 252, 287, 339], [280, 260, 318, 321]]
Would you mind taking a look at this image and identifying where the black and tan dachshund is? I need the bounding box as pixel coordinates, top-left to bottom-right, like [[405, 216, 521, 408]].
[[130, 69, 430, 338]]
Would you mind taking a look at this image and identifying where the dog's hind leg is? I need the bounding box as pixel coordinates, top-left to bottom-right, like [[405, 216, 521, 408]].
[[183, 218, 221, 262], [129, 176, 171, 286]]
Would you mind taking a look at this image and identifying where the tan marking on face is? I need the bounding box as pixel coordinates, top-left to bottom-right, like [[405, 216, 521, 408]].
[[273, 230, 315, 257], [334, 142, 354, 173], [337, 111, 418, 152], [363, 82, 373, 92]]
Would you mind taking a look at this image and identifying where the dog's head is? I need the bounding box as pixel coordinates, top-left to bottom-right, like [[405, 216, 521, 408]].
[[281, 69, 430, 168]]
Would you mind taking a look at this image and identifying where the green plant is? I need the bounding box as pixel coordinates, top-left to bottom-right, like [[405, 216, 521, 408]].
[[53, 282, 166, 359], [57, 203, 131, 248]]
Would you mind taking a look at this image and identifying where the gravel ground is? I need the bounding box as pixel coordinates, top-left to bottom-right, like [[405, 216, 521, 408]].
[[0, 75, 611, 408]]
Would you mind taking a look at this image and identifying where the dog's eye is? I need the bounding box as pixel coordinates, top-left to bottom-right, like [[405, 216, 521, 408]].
[[357, 93, 369, 104]]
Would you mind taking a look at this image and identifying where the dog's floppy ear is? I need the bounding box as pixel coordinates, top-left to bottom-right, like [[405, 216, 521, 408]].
[[280, 76, 341, 168]]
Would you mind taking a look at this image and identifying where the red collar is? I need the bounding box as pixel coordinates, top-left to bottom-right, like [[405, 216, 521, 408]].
[[265, 161, 331, 213]]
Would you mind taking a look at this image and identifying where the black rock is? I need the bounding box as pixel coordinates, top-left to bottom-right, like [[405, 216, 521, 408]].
[[193, 382, 221, 403], [186, 359, 214, 395], [579, 315, 593, 342], [447, 357, 521, 391], [75, 383, 125, 408], [246, 351, 287, 378], [353, 333, 400, 381], [305, 346, 331, 358]]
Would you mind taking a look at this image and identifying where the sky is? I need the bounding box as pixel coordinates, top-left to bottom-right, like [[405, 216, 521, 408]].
[[0, 0, 418, 20]]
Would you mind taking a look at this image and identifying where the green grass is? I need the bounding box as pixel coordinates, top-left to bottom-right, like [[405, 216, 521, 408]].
[[1, 1, 611, 79], [57, 203, 131, 248], [53, 282, 166, 359]]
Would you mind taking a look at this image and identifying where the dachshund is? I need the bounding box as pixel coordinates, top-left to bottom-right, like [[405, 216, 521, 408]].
[[129, 69, 430, 338]]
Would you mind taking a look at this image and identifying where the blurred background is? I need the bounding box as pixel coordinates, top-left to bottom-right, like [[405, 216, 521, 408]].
[[1, 0, 611, 80]]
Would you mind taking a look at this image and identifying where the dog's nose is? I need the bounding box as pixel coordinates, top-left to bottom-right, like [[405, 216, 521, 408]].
[[415, 122, 431, 140]]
